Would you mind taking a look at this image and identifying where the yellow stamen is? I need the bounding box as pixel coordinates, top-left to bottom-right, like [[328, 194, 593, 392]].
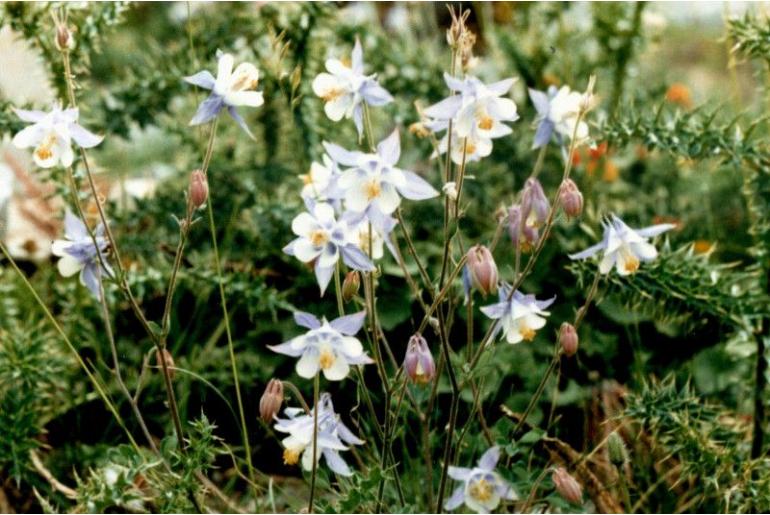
[[319, 348, 335, 370], [310, 229, 329, 247], [283, 448, 300, 465], [519, 322, 536, 342], [364, 180, 381, 201], [623, 255, 640, 273], [469, 478, 494, 502], [464, 141, 477, 155], [34, 133, 57, 162], [322, 88, 345, 102], [341, 57, 352, 68], [477, 116, 493, 130]]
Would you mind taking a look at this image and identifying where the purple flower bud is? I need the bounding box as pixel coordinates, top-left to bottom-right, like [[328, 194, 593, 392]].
[[259, 378, 284, 423], [559, 322, 579, 357], [552, 467, 583, 504], [189, 169, 208, 209], [507, 204, 539, 252], [465, 244, 498, 296], [403, 334, 435, 385], [521, 178, 550, 226], [559, 179, 583, 219]]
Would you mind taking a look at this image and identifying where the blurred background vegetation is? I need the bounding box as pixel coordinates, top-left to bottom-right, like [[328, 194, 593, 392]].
[[1, 2, 770, 513]]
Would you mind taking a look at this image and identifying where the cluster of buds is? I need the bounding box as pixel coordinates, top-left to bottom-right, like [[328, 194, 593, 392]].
[[559, 322, 579, 357], [465, 244, 498, 297], [259, 378, 285, 423], [445, 7, 476, 71], [508, 178, 549, 251], [559, 179, 583, 219], [403, 334, 436, 385], [552, 467, 583, 505], [189, 169, 209, 209], [155, 348, 176, 380], [342, 271, 360, 302]]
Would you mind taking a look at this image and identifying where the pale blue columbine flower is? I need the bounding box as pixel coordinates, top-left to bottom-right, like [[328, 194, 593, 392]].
[[568, 214, 674, 276], [184, 51, 264, 137], [274, 393, 364, 476], [312, 38, 393, 136], [12, 105, 103, 168], [429, 118, 497, 166], [268, 311, 373, 381], [283, 200, 374, 295], [529, 85, 589, 149], [51, 211, 113, 299], [324, 129, 438, 228], [445, 446, 518, 513], [481, 283, 555, 344], [300, 154, 344, 203], [424, 73, 518, 142]]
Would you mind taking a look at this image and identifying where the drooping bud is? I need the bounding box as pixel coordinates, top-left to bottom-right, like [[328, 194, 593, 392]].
[[55, 24, 73, 51], [521, 178, 550, 227], [465, 244, 498, 296], [607, 431, 628, 467], [507, 204, 539, 252], [155, 348, 176, 380], [559, 179, 583, 219], [559, 322, 579, 357], [259, 379, 285, 423], [403, 334, 435, 385], [189, 170, 209, 209], [342, 271, 360, 303], [552, 467, 583, 504]]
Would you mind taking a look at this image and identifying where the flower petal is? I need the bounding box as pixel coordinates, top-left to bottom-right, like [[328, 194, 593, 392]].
[[396, 171, 438, 201], [294, 311, 322, 330], [330, 311, 366, 335], [322, 355, 350, 381], [12, 124, 45, 148], [296, 351, 320, 378], [478, 446, 500, 471], [377, 129, 401, 165], [184, 70, 216, 90], [69, 123, 103, 148]]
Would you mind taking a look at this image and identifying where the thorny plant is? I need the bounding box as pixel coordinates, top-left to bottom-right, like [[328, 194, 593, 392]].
[[3, 2, 770, 514]]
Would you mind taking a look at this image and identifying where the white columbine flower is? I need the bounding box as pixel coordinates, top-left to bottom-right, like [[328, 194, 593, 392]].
[[312, 38, 393, 136], [429, 119, 495, 165], [283, 200, 374, 295], [300, 154, 342, 202], [445, 446, 518, 513], [324, 129, 438, 226], [425, 73, 519, 142], [529, 84, 589, 148], [350, 219, 385, 260], [568, 214, 674, 275], [12, 105, 103, 168], [274, 393, 364, 476], [268, 311, 373, 381], [481, 284, 555, 344], [184, 51, 264, 136]]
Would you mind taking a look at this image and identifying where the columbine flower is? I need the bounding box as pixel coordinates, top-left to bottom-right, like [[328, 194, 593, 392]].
[[481, 284, 555, 344], [312, 38, 393, 136], [12, 105, 103, 168], [184, 51, 264, 137], [425, 73, 518, 142], [403, 333, 436, 385], [274, 393, 363, 476], [529, 84, 589, 148], [568, 214, 674, 276], [283, 201, 374, 295], [51, 210, 113, 299], [349, 219, 385, 260], [325, 130, 438, 225], [445, 446, 517, 513], [268, 311, 373, 381], [300, 154, 342, 202], [430, 120, 495, 165]]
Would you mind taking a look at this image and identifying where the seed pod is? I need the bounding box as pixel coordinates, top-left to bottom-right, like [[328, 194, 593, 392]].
[[342, 271, 360, 302], [465, 244, 498, 296], [259, 379, 284, 423], [155, 348, 176, 380], [559, 322, 579, 357], [189, 169, 208, 209], [607, 431, 628, 466], [56, 24, 73, 51], [403, 334, 435, 385], [552, 467, 583, 504], [559, 179, 584, 219]]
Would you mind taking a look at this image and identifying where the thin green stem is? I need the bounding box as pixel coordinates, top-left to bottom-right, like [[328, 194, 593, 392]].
[[308, 373, 320, 513], [334, 262, 345, 317]]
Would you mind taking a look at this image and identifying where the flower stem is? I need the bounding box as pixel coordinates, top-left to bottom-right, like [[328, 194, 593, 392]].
[[333, 262, 345, 317], [308, 373, 320, 513]]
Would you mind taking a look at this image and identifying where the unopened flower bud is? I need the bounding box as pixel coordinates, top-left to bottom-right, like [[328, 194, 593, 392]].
[[607, 431, 628, 466], [155, 348, 176, 380], [507, 204, 539, 252], [56, 24, 73, 51], [403, 334, 435, 385], [259, 379, 284, 423], [559, 322, 579, 357], [521, 178, 550, 225], [342, 271, 360, 303], [465, 244, 498, 296], [552, 467, 583, 504], [559, 179, 583, 219], [189, 170, 208, 209]]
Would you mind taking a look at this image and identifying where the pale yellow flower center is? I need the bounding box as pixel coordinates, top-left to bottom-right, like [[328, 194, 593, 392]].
[[364, 180, 382, 201], [464, 141, 477, 155], [519, 321, 536, 341], [310, 229, 329, 247], [341, 57, 352, 68], [283, 448, 300, 465], [231, 72, 259, 92], [469, 478, 494, 502], [477, 115, 494, 130], [34, 133, 57, 161], [319, 348, 336, 370], [322, 88, 345, 102], [620, 246, 640, 274]]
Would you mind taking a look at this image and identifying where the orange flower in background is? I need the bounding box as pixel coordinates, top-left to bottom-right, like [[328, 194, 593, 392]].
[[666, 83, 692, 109], [693, 240, 713, 254], [602, 160, 619, 182]]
